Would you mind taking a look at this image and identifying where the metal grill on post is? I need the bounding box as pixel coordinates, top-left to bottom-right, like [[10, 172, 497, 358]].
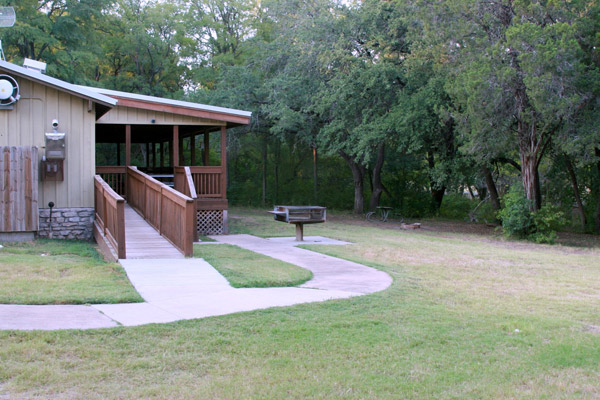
[[268, 206, 326, 241]]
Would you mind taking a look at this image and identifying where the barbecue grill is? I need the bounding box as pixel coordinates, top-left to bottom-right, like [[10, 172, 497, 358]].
[[268, 205, 326, 241]]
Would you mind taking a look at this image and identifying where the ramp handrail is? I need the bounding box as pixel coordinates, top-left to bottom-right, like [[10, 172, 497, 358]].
[[174, 166, 198, 200], [126, 167, 195, 257], [94, 175, 126, 259]]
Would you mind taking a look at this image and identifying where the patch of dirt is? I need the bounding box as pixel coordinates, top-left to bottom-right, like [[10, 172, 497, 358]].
[[583, 324, 600, 335]]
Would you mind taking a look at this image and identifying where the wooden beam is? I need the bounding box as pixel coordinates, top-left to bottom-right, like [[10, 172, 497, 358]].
[[179, 130, 184, 166], [145, 142, 150, 169], [152, 142, 156, 169], [173, 125, 180, 167], [125, 125, 131, 166], [204, 132, 210, 166], [160, 142, 164, 168], [190, 134, 196, 166], [220, 126, 227, 200]]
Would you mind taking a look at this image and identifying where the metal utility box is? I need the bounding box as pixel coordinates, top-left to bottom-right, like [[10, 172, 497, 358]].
[[41, 159, 64, 181], [45, 132, 66, 159]]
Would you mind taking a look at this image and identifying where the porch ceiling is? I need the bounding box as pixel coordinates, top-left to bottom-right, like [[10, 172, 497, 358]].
[[95, 124, 215, 144]]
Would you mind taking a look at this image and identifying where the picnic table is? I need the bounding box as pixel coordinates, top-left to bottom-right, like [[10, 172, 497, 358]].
[[366, 206, 394, 222]]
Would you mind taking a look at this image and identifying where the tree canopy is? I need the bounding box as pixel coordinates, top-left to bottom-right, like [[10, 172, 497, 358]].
[[2, 0, 599, 232]]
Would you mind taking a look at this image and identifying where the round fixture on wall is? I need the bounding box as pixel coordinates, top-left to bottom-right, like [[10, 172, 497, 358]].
[[0, 74, 19, 105]]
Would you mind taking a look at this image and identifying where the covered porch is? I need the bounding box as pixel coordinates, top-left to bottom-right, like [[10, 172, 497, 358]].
[[89, 87, 251, 259], [96, 123, 229, 235]]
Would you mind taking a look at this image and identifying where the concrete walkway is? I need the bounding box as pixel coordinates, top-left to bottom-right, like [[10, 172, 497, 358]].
[[0, 235, 392, 331]]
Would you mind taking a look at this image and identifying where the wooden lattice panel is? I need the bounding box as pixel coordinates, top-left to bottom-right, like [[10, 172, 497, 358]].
[[196, 210, 224, 235]]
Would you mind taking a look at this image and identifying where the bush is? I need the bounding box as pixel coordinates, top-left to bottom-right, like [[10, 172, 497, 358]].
[[439, 194, 475, 220], [531, 204, 566, 244], [498, 187, 534, 238], [498, 186, 566, 244]]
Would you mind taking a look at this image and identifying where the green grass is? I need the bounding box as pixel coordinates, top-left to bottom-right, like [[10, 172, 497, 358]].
[[0, 239, 142, 305], [1, 209, 599, 398], [194, 243, 312, 287]]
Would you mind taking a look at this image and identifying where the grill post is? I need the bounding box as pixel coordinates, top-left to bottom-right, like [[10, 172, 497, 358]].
[[295, 223, 304, 241]]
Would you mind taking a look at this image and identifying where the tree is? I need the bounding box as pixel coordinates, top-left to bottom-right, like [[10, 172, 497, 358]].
[[428, 0, 597, 211], [95, 0, 188, 96], [0, 0, 113, 83]]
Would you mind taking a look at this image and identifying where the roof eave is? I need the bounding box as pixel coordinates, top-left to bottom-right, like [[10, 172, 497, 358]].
[[111, 96, 252, 126], [0, 61, 117, 109]]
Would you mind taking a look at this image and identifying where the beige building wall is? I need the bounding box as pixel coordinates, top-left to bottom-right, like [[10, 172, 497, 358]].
[[0, 78, 97, 209]]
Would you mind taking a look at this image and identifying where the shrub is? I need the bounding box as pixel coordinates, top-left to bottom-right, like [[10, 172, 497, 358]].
[[439, 194, 475, 220], [498, 186, 566, 244], [498, 186, 534, 238], [531, 204, 566, 244]]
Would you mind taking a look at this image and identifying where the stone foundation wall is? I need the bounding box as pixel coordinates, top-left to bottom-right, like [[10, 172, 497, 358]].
[[38, 208, 95, 240]]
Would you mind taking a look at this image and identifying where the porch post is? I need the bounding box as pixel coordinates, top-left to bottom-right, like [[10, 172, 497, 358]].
[[204, 132, 210, 166], [190, 134, 196, 166], [160, 142, 164, 169], [125, 124, 131, 166], [145, 142, 150, 169], [179, 131, 184, 166], [173, 125, 179, 167], [220, 126, 227, 199], [152, 142, 156, 169]]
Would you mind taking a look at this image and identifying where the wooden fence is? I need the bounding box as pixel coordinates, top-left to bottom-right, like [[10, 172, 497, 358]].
[[127, 167, 195, 256], [94, 175, 126, 259], [0, 146, 38, 232], [96, 166, 127, 196], [174, 167, 198, 200], [187, 166, 225, 199]]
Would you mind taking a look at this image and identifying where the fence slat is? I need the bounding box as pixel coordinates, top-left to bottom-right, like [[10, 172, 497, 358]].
[[0, 146, 38, 232]]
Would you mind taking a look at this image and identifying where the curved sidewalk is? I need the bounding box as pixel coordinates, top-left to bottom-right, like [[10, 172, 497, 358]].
[[0, 235, 392, 331]]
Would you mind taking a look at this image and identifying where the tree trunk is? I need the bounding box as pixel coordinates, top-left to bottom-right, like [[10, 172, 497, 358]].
[[261, 133, 267, 207], [427, 152, 445, 212], [368, 143, 385, 211], [482, 165, 501, 211], [273, 140, 280, 205], [595, 148, 600, 233], [520, 152, 539, 211], [534, 170, 542, 210], [564, 155, 586, 229], [340, 151, 365, 214], [431, 187, 446, 211], [312, 146, 318, 204]]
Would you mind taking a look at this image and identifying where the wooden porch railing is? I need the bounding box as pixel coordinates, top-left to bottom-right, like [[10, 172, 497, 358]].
[[185, 166, 225, 199], [174, 167, 198, 200], [126, 166, 195, 257], [94, 175, 126, 259], [96, 166, 127, 196]]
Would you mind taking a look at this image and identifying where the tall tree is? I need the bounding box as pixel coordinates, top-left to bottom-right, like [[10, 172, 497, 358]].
[[0, 0, 114, 83], [426, 0, 597, 211]]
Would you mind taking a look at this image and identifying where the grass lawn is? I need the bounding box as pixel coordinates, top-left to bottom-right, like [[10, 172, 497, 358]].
[[0, 240, 142, 305], [194, 244, 312, 288], [1, 209, 599, 398]]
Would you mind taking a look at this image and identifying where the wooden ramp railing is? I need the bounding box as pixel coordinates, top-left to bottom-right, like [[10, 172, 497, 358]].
[[96, 166, 127, 196], [94, 175, 126, 260], [127, 167, 195, 257], [174, 167, 198, 200], [192, 166, 225, 199]]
